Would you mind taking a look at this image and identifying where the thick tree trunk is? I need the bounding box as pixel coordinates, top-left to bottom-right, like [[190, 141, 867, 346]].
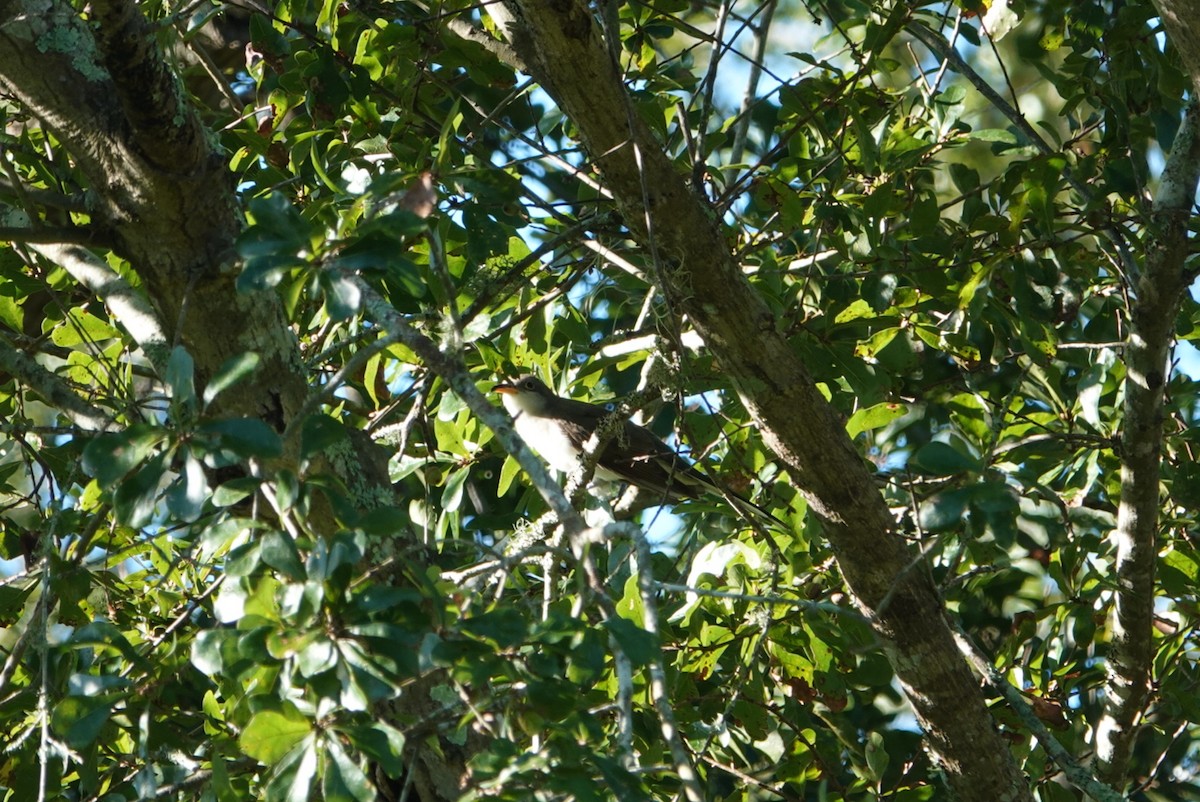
[[0, 0, 303, 425], [0, 3, 466, 797]]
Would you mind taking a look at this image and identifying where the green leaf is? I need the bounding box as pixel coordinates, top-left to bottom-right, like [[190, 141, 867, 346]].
[[356, 506, 410, 536], [322, 738, 374, 802], [164, 451, 208, 522], [81, 424, 166, 486], [213, 477, 261, 507], [1171, 463, 1200, 510], [917, 487, 972, 532], [236, 255, 296, 292], [113, 451, 170, 528], [865, 731, 889, 781], [263, 739, 319, 801], [969, 128, 1018, 144], [240, 708, 312, 765], [853, 327, 900, 359], [909, 441, 980, 476], [343, 722, 406, 777], [323, 273, 362, 320], [51, 697, 112, 748], [834, 298, 875, 324], [192, 629, 238, 676], [49, 309, 117, 347], [603, 617, 658, 668], [846, 402, 908, 438], [1164, 548, 1200, 582], [945, 393, 991, 446], [441, 466, 469, 512], [0, 293, 22, 332], [297, 636, 338, 677], [496, 455, 521, 497], [0, 582, 34, 620], [237, 193, 313, 260], [225, 540, 263, 577], [461, 607, 528, 648], [261, 530, 306, 581], [204, 352, 261, 406], [301, 414, 348, 459], [166, 346, 196, 411], [199, 418, 283, 459], [68, 621, 150, 670], [274, 468, 300, 511]]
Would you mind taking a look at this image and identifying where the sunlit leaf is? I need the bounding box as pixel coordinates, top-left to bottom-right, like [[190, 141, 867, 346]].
[[240, 708, 312, 765], [204, 352, 261, 406]]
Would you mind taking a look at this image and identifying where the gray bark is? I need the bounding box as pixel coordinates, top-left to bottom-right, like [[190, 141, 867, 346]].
[[493, 0, 1032, 798], [1095, 99, 1200, 787]]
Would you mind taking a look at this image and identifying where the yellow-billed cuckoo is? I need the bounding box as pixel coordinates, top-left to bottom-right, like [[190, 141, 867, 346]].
[[493, 375, 781, 526]]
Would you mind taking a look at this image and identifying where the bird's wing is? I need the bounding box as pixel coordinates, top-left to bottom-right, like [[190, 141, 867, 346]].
[[554, 398, 787, 527], [601, 421, 709, 502], [551, 396, 612, 429]]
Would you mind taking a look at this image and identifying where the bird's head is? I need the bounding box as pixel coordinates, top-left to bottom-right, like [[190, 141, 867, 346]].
[[493, 374, 555, 416]]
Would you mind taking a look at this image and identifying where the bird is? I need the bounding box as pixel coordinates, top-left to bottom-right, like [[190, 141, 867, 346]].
[[492, 374, 784, 527]]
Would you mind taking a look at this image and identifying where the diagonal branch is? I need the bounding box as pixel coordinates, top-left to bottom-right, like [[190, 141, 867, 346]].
[[29, 243, 170, 374], [491, 1, 1032, 798], [1095, 99, 1200, 788], [953, 626, 1123, 802], [0, 226, 114, 248], [351, 276, 586, 533], [0, 338, 111, 431]]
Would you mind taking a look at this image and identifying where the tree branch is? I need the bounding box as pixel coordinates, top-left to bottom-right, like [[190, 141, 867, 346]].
[[0, 0, 311, 430], [88, 0, 213, 172], [952, 626, 1123, 802], [1096, 99, 1200, 788], [493, 1, 1032, 798], [0, 338, 112, 431], [0, 179, 89, 213], [29, 242, 170, 374], [351, 276, 587, 534]]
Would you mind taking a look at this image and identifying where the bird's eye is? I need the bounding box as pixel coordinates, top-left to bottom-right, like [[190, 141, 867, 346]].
[[523, 379, 536, 389]]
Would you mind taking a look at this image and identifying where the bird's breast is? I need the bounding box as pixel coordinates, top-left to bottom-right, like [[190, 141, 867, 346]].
[[511, 413, 585, 473]]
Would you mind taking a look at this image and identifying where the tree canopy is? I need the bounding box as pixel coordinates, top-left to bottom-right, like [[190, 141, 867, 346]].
[[2, 0, 1200, 799]]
